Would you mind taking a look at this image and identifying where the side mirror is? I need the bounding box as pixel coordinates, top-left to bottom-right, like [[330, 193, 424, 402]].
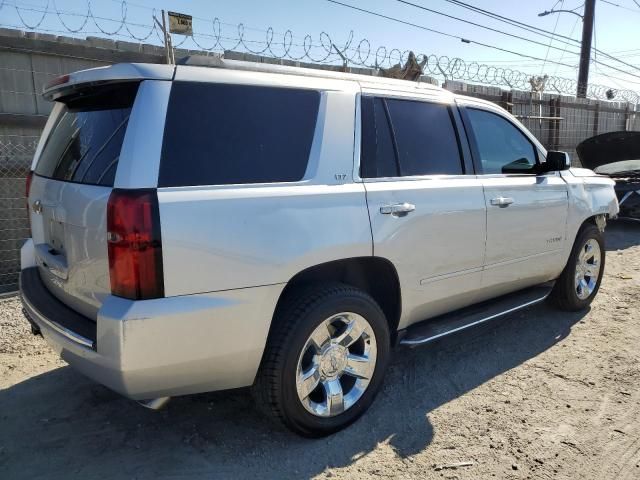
[[543, 151, 571, 172]]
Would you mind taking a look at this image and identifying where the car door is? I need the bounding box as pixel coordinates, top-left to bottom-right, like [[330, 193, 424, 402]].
[[359, 94, 487, 329], [460, 105, 569, 295]]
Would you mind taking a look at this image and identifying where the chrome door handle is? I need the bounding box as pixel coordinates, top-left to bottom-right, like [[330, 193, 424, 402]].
[[490, 196, 514, 207], [380, 202, 416, 217]]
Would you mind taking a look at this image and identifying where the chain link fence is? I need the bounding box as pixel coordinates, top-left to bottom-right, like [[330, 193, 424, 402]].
[[0, 135, 38, 293]]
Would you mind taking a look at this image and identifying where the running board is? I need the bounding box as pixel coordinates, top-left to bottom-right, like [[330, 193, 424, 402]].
[[399, 284, 554, 347]]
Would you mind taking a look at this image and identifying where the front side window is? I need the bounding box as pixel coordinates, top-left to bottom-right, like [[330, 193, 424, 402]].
[[159, 82, 320, 187], [466, 108, 537, 174]]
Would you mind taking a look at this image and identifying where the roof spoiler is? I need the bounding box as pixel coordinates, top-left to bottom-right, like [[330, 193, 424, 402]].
[[42, 63, 174, 101]]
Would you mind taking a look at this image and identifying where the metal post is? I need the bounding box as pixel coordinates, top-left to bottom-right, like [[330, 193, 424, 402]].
[[161, 10, 171, 64], [153, 10, 172, 64], [577, 0, 595, 98], [547, 98, 556, 147], [593, 101, 600, 137], [554, 97, 561, 150]]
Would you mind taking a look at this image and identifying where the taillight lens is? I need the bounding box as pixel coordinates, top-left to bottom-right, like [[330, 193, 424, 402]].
[[107, 189, 164, 300]]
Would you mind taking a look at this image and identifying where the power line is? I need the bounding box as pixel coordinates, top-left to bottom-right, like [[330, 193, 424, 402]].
[[439, 0, 640, 73], [328, 0, 640, 80], [601, 0, 640, 13], [553, 15, 581, 76], [441, 0, 584, 44], [394, 0, 584, 58], [326, 0, 577, 68], [541, 0, 564, 73]]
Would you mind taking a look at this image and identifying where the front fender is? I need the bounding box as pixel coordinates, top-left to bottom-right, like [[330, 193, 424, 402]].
[[561, 169, 619, 261]]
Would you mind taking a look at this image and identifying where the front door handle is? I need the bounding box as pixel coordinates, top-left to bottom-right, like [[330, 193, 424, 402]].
[[490, 196, 514, 207], [380, 202, 416, 217]]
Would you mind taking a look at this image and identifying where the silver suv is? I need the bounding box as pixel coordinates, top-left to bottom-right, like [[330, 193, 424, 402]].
[[20, 58, 619, 436]]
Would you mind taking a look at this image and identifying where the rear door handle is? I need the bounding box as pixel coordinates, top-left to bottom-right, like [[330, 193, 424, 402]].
[[490, 196, 514, 207], [380, 202, 416, 217]]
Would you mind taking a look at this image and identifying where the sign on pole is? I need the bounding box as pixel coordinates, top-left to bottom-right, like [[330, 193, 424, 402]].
[[168, 11, 193, 36]]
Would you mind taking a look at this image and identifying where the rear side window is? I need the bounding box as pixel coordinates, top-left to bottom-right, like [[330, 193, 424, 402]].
[[385, 99, 463, 176], [159, 82, 320, 187], [35, 83, 138, 187]]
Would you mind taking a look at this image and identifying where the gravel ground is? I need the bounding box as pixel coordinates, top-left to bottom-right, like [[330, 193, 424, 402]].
[[1, 221, 639, 480]]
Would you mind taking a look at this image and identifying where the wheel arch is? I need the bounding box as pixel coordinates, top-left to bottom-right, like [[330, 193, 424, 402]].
[[271, 257, 402, 341]]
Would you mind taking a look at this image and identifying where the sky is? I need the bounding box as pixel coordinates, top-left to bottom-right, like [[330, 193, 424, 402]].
[[1, 0, 640, 94]]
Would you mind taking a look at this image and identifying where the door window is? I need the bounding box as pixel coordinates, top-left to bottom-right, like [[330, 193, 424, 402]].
[[360, 96, 399, 178], [466, 108, 538, 174], [386, 99, 463, 176], [360, 96, 464, 178]]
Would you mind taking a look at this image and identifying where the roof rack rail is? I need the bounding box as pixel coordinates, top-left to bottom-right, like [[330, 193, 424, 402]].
[[177, 54, 445, 92]]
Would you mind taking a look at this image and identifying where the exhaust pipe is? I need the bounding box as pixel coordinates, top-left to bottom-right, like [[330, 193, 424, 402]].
[[137, 397, 171, 410]]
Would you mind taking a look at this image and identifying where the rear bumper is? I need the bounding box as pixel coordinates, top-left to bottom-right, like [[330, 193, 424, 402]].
[[20, 265, 284, 400]]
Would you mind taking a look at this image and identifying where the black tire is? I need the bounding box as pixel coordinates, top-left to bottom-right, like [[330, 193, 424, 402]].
[[550, 223, 605, 311], [253, 283, 391, 437]]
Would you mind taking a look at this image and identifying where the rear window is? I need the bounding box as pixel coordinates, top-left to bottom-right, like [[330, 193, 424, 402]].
[[158, 82, 320, 187], [35, 83, 139, 187]]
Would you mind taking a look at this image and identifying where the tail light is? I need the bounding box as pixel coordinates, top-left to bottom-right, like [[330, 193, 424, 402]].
[[107, 189, 164, 300]]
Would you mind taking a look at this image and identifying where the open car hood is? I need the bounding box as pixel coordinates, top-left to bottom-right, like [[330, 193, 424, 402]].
[[576, 131, 640, 174]]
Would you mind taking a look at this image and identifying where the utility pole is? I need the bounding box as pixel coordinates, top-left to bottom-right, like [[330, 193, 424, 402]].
[[577, 0, 596, 98]]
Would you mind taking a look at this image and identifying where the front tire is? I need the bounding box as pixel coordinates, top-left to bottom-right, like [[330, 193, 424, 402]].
[[254, 283, 390, 437], [551, 223, 605, 311]]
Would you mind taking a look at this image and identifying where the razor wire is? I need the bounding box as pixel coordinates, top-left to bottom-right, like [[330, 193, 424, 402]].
[[1, 0, 639, 102]]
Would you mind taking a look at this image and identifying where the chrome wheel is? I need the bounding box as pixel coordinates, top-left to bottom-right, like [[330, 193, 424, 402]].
[[296, 312, 377, 418], [575, 238, 602, 300]]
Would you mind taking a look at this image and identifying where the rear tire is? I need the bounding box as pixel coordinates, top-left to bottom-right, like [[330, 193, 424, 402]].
[[551, 223, 605, 311], [253, 283, 390, 437]]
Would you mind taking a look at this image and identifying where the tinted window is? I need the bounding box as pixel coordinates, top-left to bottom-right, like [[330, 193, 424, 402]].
[[360, 96, 399, 178], [466, 108, 537, 174], [159, 82, 320, 187], [385, 99, 463, 176], [35, 83, 138, 187]]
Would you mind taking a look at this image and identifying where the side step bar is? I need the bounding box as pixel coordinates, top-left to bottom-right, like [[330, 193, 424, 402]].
[[399, 284, 554, 347]]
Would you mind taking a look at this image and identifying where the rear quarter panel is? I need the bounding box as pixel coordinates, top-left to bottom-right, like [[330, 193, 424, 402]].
[[158, 77, 370, 296]]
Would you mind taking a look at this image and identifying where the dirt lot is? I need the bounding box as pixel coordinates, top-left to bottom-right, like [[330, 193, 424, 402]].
[[1, 222, 639, 480]]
